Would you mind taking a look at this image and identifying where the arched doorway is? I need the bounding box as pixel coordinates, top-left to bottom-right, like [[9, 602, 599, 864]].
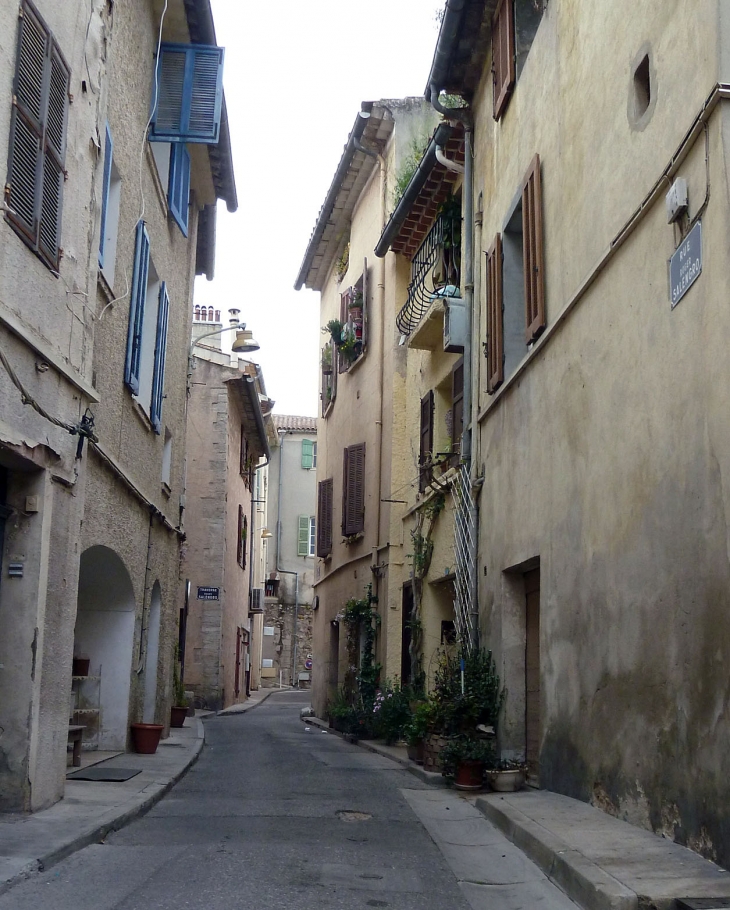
[[143, 582, 162, 723], [74, 546, 136, 750]]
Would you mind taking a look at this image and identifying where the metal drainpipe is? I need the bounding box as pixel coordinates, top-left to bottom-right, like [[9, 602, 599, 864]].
[[275, 429, 299, 687], [429, 86, 479, 651]]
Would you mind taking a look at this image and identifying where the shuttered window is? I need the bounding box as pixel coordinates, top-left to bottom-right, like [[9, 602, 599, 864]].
[[167, 142, 190, 236], [317, 478, 333, 557], [309, 517, 316, 556], [301, 439, 314, 470], [522, 154, 546, 343], [149, 43, 224, 144], [124, 221, 151, 395], [451, 359, 464, 457], [297, 515, 309, 556], [419, 392, 434, 493], [342, 443, 366, 536], [99, 124, 113, 267], [237, 507, 247, 569], [149, 282, 170, 434], [5, 0, 70, 271], [486, 234, 504, 394], [239, 428, 248, 477], [492, 0, 515, 120]]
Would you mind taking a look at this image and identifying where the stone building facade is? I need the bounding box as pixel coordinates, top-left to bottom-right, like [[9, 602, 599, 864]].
[[260, 415, 317, 688], [0, 0, 235, 810], [183, 330, 270, 710]]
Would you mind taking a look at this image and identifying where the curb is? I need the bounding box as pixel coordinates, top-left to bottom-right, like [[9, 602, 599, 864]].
[[300, 715, 448, 788], [216, 686, 291, 716], [1, 717, 206, 895], [475, 794, 638, 910]]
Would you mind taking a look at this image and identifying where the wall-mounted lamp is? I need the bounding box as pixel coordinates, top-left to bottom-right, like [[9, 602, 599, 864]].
[[261, 528, 273, 540]]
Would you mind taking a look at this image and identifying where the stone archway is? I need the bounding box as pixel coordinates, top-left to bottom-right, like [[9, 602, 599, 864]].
[[74, 546, 136, 750]]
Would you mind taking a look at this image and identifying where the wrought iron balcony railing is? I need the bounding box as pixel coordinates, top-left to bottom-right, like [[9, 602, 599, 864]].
[[396, 211, 461, 336]]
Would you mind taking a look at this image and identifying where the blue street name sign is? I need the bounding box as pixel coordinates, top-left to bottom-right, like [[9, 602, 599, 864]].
[[670, 220, 702, 309]]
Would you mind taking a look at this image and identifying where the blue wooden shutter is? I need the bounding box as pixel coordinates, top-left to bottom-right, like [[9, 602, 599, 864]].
[[168, 142, 190, 236], [124, 221, 150, 395], [301, 439, 314, 470], [297, 516, 309, 557], [149, 43, 224, 144], [150, 281, 170, 434], [99, 123, 113, 266]]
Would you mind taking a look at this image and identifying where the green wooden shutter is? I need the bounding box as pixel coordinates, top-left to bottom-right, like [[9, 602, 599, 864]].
[[301, 439, 314, 469], [297, 515, 309, 556]]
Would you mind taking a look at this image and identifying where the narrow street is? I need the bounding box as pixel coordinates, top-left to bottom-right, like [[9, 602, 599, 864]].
[[0, 692, 577, 910]]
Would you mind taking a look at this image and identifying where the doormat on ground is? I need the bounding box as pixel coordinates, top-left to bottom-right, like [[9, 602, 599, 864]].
[[67, 767, 142, 782]]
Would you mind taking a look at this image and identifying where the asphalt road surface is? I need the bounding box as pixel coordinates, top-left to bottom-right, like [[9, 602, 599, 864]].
[[0, 691, 474, 909]]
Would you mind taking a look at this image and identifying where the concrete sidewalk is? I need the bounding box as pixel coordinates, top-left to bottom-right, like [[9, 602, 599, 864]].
[[301, 713, 730, 910], [0, 688, 284, 895]]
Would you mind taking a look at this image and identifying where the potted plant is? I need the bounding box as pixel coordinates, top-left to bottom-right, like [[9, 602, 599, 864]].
[[487, 758, 528, 792], [170, 648, 188, 728], [441, 733, 495, 790], [130, 722, 164, 754], [405, 700, 434, 764], [348, 289, 363, 319], [321, 345, 333, 375], [372, 682, 411, 746], [322, 319, 344, 347]]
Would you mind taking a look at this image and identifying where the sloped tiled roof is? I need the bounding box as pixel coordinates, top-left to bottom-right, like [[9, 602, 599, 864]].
[[273, 415, 318, 433]]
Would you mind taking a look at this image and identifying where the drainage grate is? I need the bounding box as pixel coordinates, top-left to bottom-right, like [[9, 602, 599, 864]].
[[676, 901, 730, 909]]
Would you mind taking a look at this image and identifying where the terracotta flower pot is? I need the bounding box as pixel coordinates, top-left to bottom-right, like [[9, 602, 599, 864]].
[[454, 760, 485, 791], [130, 723, 163, 754], [170, 706, 187, 728]]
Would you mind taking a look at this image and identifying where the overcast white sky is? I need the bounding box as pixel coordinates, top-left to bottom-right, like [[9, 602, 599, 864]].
[[193, 1, 442, 417]]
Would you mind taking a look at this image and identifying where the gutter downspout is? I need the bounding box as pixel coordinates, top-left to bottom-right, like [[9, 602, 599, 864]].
[[275, 429, 299, 687], [429, 84, 479, 651]]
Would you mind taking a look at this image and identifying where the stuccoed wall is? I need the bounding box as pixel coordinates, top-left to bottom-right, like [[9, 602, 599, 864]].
[[472, 0, 730, 863]]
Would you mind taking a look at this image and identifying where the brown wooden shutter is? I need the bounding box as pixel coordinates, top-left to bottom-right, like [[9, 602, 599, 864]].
[[5, 1, 69, 271], [237, 505, 243, 567], [492, 0, 515, 120], [451, 359, 464, 457], [240, 425, 247, 476], [361, 258, 368, 350], [343, 443, 365, 536], [419, 391, 434, 492], [486, 234, 504, 393], [317, 478, 333, 557], [338, 289, 351, 374], [522, 154, 546, 343]]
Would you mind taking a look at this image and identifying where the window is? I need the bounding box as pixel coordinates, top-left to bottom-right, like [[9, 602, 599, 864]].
[[485, 154, 545, 394], [317, 478, 333, 557], [149, 43, 225, 144], [99, 123, 122, 285], [298, 515, 316, 557], [5, 0, 70, 271], [150, 141, 190, 236], [312, 441, 317, 469], [240, 427, 248, 477], [338, 261, 368, 371], [301, 439, 314, 470], [492, 0, 544, 121], [451, 358, 464, 461], [237, 506, 247, 569], [342, 443, 365, 536], [125, 220, 170, 432], [419, 391, 434, 492], [321, 343, 336, 415]]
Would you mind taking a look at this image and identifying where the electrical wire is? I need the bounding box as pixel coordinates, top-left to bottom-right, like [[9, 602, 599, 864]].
[[138, 0, 168, 225], [0, 345, 76, 434]]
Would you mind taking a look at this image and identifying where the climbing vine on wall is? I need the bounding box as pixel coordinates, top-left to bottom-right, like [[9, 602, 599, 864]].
[[408, 492, 446, 689], [337, 583, 381, 708]]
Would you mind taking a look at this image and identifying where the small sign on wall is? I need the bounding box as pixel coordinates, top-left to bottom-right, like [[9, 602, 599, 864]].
[[670, 221, 702, 308], [263, 626, 275, 636], [197, 586, 220, 600], [262, 659, 274, 668]]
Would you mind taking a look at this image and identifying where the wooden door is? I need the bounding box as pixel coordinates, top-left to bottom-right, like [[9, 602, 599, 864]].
[[525, 568, 540, 786]]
